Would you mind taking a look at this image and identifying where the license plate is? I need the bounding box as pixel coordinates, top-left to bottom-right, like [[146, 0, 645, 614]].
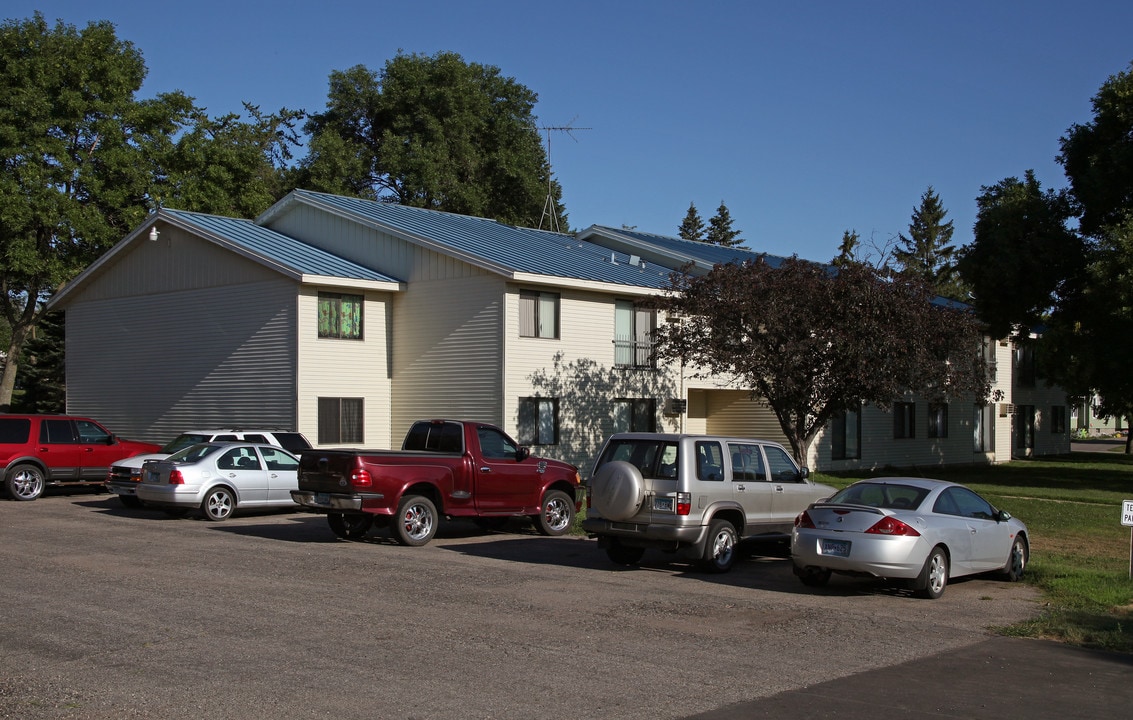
[[652, 496, 673, 512], [820, 538, 851, 557], [145, 470, 160, 484], [315, 492, 330, 505]]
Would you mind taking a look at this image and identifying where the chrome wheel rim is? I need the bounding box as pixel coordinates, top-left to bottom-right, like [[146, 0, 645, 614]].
[[712, 530, 734, 566], [1011, 540, 1026, 575], [928, 553, 947, 594], [402, 503, 434, 541], [12, 469, 44, 499], [544, 497, 570, 532], [206, 491, 233, 520]]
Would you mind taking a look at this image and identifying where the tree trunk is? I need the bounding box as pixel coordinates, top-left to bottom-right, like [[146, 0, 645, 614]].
[[0, 328, 30, 411]]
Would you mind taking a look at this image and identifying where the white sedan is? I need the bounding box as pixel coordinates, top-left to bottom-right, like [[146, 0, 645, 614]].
[[791, 477, 1029, 599], [137, 443, 300, 521]]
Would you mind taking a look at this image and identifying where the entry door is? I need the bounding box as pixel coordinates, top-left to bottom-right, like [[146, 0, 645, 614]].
[[214, 446, 269, 502], [474, 426, 531, 512]]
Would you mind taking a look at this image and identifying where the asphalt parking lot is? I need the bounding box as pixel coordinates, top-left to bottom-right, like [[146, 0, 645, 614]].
[[1, 491, 1130, 719]]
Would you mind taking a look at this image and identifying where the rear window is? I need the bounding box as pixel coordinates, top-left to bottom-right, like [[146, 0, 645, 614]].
[[166, 444, 222, 463], [830, 482, 929, 511], [403, 422, 463, 453], [597, 439, 679, 479], [0, 418, 31, 444]]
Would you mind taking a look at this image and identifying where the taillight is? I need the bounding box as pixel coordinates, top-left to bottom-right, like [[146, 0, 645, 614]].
[[865, 516, 920, 536], [168, 469, 184, 485], [794, 510, 815, 529], [676, 492, 691, 516], [350, 467, 372, 488]]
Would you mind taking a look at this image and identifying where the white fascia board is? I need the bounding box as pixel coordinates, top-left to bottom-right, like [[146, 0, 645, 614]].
[[509, 272, 666, 297], [301, 276, 405, 292]]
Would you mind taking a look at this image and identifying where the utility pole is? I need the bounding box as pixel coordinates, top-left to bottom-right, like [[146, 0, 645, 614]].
[[538, 119, 590, 232]]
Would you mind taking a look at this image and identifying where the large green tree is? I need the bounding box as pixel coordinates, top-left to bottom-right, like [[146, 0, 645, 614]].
[[893, 187, 963, 300], [651, 257, 989, 463], [957, 171, 1083, 339], [300, 52, 565, 229], [0, 13, 192, 409]]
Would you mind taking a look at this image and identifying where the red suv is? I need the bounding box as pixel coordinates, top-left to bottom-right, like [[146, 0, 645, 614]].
[[1, 415, 161, 501]]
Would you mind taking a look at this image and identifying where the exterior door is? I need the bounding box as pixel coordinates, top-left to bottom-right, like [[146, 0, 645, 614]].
[[38, 419, 82, 480], [214, 446, 269, 503], [473, 426, 532, 512], [727, 442, 773, 526], [259, 447, 299, 502]]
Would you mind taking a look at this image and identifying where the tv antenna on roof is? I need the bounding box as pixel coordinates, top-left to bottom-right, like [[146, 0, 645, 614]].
[[538, 118, 591, 232]]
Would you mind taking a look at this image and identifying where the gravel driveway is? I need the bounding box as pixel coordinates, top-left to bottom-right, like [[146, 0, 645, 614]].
[[0, 492, 1040, 719]]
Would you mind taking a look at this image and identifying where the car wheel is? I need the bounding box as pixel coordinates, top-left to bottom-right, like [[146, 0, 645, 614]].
[[118, 495, 144, 509], [589, 461, 645, 521], [605, 540, 645, 566], [327, 512, 374, 540], [391, 495, 438, 546], [5, 464, 45, 501], [796, 566, 832, 587], [1000, 536, 1028, 582], [200, 487, 236, 521], [534, 490, 575, 536], [699, 519, 738, 573], [915, 546, 949, 599]]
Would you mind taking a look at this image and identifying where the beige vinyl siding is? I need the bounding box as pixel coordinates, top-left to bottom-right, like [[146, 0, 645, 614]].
[[504, 287, 684, 470], [65, 278, 297, 445], [390, 273, 505, 434], [296, 288, 393, 449], [703, 390, 790, 446]]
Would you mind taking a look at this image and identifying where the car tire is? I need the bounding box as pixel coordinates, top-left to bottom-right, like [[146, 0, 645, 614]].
[[796, 566, 832, 587], [534, 490, 574, 536], [915, 545, 949, 599], [605, 540, 645, 566], [5, 464, 45, 501], [391, 495, 438, 546], [200, 487, 236, 521], [699, 519, 738, 573], [118, 495, 144, 509], [999, 536, 1028, 582], [327, 512, 374, 540], [590, 461, 645, 521]]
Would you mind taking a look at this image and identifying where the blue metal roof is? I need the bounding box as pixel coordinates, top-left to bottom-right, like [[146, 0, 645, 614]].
[[162, 208, 400, 284], [282, 190, 675, 289], [592, 226, 793, 269]]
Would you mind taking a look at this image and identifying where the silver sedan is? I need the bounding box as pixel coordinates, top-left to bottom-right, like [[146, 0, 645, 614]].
[[790, 477, 1028, 599], [136, 443, 300, 521]]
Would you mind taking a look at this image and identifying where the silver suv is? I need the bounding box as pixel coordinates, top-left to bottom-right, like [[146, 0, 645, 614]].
[[107, 429, 311, 507], [582, 433, 835, 572]]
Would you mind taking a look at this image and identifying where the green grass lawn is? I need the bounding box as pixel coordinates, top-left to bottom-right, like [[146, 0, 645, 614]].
[[815, 450, 1133, 653]]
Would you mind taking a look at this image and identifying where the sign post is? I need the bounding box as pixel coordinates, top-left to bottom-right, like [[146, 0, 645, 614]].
[[1122, 500, 1133, 579]]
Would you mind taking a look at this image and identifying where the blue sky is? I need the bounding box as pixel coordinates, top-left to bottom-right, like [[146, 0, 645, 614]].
[[10, 1, 1133, 262]]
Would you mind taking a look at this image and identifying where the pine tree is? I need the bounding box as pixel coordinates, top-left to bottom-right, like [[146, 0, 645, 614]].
[[706, 202, 743, 247], [678, 202, 706, 242], [13, 310, 65, 413], [833, 230, 861, 269], [893, 187, 962, 299]]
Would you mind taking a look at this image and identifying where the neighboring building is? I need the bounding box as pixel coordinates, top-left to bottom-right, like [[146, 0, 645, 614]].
[[47, 190, 1069, 471]]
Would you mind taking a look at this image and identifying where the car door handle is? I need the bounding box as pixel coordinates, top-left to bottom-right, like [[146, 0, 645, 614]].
[[480, 466, 491, 473]]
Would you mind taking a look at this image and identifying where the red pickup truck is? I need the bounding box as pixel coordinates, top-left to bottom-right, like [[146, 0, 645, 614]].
[[291, 419, 582, 546]]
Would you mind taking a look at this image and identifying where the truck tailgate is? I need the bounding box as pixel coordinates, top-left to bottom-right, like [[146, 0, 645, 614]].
[[297, 451, 359, 492]]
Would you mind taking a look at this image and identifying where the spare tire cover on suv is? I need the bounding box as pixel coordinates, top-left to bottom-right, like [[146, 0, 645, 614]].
[[590, 460, 646, 521]]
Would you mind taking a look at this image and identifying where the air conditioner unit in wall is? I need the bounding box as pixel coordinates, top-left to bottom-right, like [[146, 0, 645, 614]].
[[998, 403, 1015, 417]]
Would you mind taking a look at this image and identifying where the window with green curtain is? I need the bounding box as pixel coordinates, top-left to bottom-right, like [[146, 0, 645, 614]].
[[318, 293, 363, 340]]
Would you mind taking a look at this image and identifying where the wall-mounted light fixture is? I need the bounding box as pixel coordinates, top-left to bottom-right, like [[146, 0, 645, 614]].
[[148, 226, 160, 242]]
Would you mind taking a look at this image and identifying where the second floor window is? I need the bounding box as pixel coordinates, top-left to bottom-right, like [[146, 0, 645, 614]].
[[318, 293, 363, 340], [519, 290, 559, 339], [928, 403, 949, 438], [614, 299, 655, 368], [1015, 344, 1036, 387]]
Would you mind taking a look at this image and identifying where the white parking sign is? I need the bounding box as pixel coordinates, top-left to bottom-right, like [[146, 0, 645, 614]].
[[1123, 500, 1133, 527]]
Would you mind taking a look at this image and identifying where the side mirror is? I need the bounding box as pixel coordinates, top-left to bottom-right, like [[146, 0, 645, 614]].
[[516, 446, 531, 462], [800, 466, 810, 480], [997, 509, 1013, 522]]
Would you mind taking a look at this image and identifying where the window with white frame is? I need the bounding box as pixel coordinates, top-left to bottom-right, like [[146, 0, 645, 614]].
[[613, 398, 656, 432], [973, 404, 993, 453], [318, 293, 363, 340], [518, 397, 559, 445], [614, 299, 655, 368], [519, 290, 559, 339], [318, 397, 363, 444]]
